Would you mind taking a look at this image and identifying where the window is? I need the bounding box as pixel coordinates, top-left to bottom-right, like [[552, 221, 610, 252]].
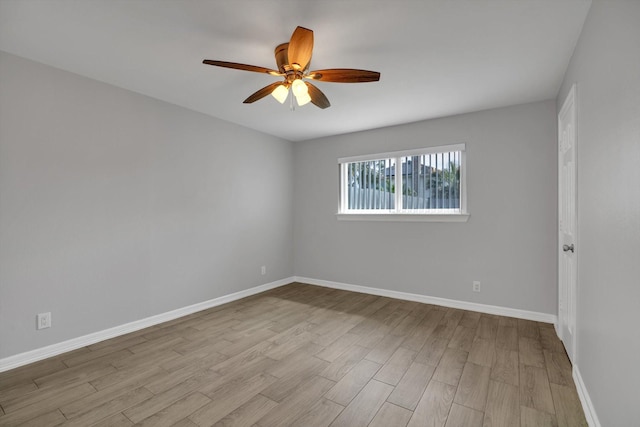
[[337, 144, 469, 222]]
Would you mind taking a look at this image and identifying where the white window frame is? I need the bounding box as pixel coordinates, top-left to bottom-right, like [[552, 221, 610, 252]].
[[337, 144, 469, 222]]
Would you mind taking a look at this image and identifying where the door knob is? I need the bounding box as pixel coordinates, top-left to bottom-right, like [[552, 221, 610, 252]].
[[562, 244, 574, 253]]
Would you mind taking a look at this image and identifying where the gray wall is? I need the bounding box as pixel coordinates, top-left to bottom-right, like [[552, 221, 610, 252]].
[[557, 1, 640, 425], [293, 100, 558, 315], [0, 52, 294, 359]]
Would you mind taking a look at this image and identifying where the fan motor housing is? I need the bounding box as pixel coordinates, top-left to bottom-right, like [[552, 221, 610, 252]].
[[274, 43, 289, 73]]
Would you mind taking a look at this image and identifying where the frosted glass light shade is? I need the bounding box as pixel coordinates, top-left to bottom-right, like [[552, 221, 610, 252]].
[[271, 84, 289, 103], [291, 79, 308, 97], [296, 92, 312, 106]]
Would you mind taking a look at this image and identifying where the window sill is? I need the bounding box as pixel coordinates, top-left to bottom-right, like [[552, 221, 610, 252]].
[[336, 213, 470, 222]]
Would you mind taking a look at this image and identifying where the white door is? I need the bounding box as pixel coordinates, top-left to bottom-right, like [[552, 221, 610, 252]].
[[558, 84, 578, 363]]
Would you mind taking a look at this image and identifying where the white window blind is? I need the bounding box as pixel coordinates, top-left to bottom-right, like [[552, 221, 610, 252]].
[[338, 144, 467, 220]]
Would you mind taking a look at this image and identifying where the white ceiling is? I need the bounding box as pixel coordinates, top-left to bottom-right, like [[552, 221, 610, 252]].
[[0, 0, 591, 142]]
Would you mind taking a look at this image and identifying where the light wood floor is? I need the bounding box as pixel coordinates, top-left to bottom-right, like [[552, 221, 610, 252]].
[[0, 283, 588, 426]]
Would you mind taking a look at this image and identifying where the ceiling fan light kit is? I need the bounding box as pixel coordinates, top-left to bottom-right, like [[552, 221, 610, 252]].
[[203, 26, 380, 109], [271, 84, 289, 104]]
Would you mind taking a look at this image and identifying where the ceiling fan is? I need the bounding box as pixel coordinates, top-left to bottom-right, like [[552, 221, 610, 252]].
[[203, 26, 380, 109]]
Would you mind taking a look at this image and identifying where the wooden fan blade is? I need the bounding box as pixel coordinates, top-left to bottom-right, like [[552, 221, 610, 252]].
[[203, 60, 282, 76], [287, 26, 313, 71], [305, 82, 330, 109], [243, 82, 284, 104], [307, 68, 380, 83]]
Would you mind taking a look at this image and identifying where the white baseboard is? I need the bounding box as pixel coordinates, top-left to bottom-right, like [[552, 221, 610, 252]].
[[294, 276, 558, 324], [1, 275, 558, 373], [0, 277, 294, 373], [573, 365, 601, 427]]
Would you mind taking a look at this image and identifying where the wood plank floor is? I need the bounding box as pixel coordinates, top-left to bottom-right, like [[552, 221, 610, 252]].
[[0, 283, 588, 426]]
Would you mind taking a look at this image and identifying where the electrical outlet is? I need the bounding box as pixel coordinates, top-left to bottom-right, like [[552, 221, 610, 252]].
[[473, 281, 481, 292], [261, 265, 266, 275], [37, 312, 51, 330]]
